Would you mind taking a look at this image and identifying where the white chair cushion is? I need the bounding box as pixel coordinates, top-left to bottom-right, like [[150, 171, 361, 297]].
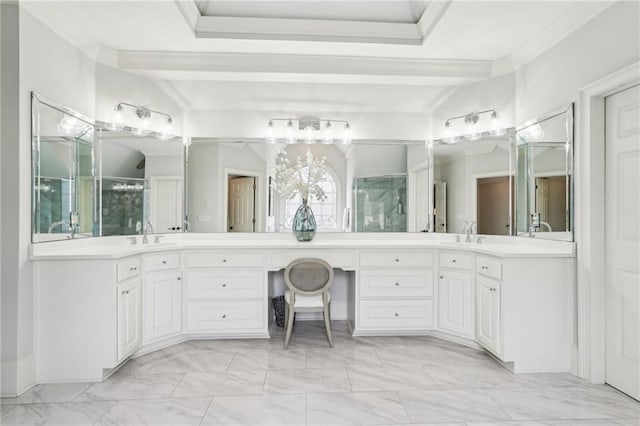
[[284, 289, 330, 308]]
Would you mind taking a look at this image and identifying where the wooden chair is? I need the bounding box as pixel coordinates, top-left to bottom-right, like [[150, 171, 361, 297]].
[[283, 258, 334, 349]]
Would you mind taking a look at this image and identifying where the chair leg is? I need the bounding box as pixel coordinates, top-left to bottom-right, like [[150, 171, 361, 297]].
[[284, 304, 295, 349], [284, 302, 289, 328], [323, 303, 334, 348]]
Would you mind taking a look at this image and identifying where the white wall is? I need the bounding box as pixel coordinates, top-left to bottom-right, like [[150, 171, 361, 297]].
[[0, 7, 97, 397], [187, 143, 220, 233], [515, 1, 640, 123]]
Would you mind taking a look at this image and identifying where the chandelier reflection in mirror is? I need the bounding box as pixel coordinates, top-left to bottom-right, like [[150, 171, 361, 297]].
[[265, 117, 351, 145], [442, 109, 503, 144], [109, 102, 175, 140]]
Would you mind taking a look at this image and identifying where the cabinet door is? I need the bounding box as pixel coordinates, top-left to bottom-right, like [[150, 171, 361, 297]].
[[438, 270, 473, 338], [476, 276, 501, 355], [143, 271, 182, 343], [117, 278, 141, 361]]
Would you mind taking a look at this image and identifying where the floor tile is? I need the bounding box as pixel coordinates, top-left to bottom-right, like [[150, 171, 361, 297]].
[[207, 339, 274, 352], [201, 394, 306, 425], [486, 386, 640, 421], [75, 374, 183, 401], [348, 366, 438, 391], [228, 349, 306, 370], [346, 336, 406, 348], [398, 389, 512, 423], [147, 350, 234, 374], [305, 347, 382, 368], [171, 370, 266, 397], [264, 368, 351, 393], [375, 345, 455, 367], [96, 397, 211, 425], [424, 364, 521, 389], [0, 404, 16, 416], [0, 401, 114, 425], [513, 372, 587, 388], [307, 391, 410, 425]]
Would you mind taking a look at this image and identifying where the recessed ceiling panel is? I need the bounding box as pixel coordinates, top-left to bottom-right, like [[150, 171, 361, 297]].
[[198, 0, 428, 24]]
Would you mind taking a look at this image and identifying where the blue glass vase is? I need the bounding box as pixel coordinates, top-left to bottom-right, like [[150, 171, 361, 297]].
[[292, 198, 317, 242]]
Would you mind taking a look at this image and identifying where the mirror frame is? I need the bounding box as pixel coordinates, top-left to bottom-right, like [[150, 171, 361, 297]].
[[427, 128, 516, 235], [514, 103, 574, 241], [31, 92, 96, 243]]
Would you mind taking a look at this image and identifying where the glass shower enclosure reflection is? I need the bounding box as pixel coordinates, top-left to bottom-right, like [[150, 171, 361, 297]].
[[353, 175, 407, 232], [101, 178, 148, 236]]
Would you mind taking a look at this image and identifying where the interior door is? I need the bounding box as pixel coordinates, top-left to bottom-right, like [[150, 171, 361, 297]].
[[477, 176, 511, 235], [415, 167, 429, 231], [434, 182, 447, 233], [605, 84, 640, 401], [151, 177, 184, 233], [228, 176, 256, 232]]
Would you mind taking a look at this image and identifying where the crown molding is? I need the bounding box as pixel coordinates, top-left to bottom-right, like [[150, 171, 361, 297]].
[[417, 0, 453, 40], [510, 1, 617, 69], [19, 1, 118, 68], [118, 51, 492, 83], [174, 0, 200, 33], [194, 15, 423, 45]]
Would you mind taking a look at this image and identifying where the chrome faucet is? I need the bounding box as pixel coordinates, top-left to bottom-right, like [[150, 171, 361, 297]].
[[183, 220, 191, 232], [462, 221, 471, 243], [142, 221, 154, 244]]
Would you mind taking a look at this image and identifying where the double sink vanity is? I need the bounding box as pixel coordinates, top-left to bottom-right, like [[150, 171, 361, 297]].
[[31, 233, 575, 385]]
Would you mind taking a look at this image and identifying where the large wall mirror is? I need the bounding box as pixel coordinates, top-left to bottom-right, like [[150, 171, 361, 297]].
[[97, 124, 185, 236], [32, 92, 96, 242], [186, 140, 429, 233], [515, 104, 574, 241], [430, 131, 515, 236]]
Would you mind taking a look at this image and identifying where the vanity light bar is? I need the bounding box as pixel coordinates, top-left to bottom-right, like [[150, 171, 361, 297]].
[[441, 109, 503, 144], [110, 102, 175, 140], [265, 118, 352, 145]]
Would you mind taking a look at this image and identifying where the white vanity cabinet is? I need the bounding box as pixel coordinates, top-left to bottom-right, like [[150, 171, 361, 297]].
[[142, 252, 182, 344], [437, 252, 474, 338], [184, 250, 268, 337], [475, 255, 502, 356], [355, 250, 434, 334]]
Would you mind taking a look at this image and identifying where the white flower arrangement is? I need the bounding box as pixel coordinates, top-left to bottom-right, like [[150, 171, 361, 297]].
[[274, 149, 328, 202]]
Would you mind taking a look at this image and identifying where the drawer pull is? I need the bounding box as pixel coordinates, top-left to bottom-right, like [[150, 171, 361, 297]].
[[395, 258, 399, 262], [223, 259, 227, 263], [162, 260, 167, 264], [129, 267, 137, 271], [222, 283, 227, 287], [452, 259, 457, 263], [121, 290, 129, 295], [481, 266, 488, 270], [440, 275, 444, 279], [395, 282, 399, 286], [222, 314, 226, 319], [177, 277, 181, 281], [394, 312, 399, 317]]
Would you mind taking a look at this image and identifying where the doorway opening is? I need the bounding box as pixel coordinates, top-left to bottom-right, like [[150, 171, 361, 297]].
[[227, 174, 256, 233], [475, 175, 513, 235]]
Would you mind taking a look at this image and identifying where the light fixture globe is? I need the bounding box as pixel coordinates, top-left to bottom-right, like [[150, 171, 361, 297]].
[[341, 122, 352, 145], [285, 120, 296, 144]]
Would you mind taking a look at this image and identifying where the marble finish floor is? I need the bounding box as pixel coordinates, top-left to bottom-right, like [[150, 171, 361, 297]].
[[1, 321, 638, 425]]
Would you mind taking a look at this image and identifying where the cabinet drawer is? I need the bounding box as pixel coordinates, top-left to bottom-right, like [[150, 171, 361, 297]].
[[187, 300, 264, 331], [185, 251, 264, 269], [359, 251, 433, 268], [186, 270, 264, 300], [143, 252, 180, 272], [269, 250, 354, 270], [439, 252, 472, 271], [359, 270, 433, 298], [116, 257, 141, 283], [358, 300, 433, 330], [477, 256, 502, 280]]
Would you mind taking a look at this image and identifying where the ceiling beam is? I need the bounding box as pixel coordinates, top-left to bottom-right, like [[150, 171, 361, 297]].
[[194, 16, 423, 45], [118, 51, 492, 85]]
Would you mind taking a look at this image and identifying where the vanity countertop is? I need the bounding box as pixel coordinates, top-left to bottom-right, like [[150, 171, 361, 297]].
[[30, 233, 576, 260]]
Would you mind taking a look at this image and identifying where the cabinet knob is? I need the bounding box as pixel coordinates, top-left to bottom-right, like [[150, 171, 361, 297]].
[[130, 267, 136, 271], [394, 313, 399, 317], [440, 275, 444, 279], [122, 290, 129, 295], [223, 259, 227, 263], [395, 282, 399, 286], [395, 258, 399, 262], [452, 259, 457, 263], [162, 260, 167, 264], [222, 283, 227, 287], [177, 277, 181, 281], [222, 314, 226, 319]]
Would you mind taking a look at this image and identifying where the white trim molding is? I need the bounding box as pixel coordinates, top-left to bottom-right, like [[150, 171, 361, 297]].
[[576, 61, 640, 384]]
